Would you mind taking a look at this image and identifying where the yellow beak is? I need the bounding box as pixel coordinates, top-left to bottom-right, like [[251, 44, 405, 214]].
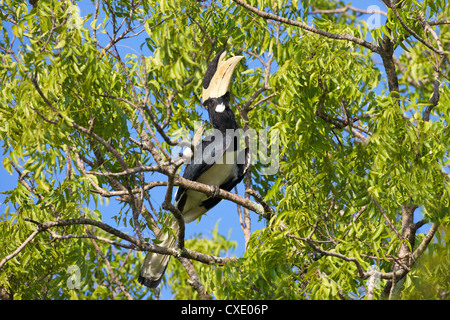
[[202, 51, 243, 102]]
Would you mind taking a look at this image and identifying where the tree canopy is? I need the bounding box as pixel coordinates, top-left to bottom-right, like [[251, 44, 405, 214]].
[[0, 0, 449, 300]]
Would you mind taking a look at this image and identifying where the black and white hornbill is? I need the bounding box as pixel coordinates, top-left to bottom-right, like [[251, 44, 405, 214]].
[[138, 49, 250, 288]]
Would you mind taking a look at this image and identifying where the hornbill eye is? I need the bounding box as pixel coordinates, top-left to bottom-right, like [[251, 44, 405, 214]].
[[209, 100, 215, 106]]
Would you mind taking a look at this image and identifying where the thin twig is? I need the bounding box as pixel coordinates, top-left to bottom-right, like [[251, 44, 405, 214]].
[[232, 0, 380, 53], [0, 229, 40, 270], [371, 196, 402, 240], [386, 1, 443, 56], [85, 227, 133, 300]]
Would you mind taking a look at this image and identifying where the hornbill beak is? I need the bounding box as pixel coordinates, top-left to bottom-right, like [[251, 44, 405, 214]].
[[202, 49, 244, 102]]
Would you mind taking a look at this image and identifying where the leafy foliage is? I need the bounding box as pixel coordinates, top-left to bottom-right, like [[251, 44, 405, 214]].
[[401, 226, 450, 300], [0, 0, 449, 300]]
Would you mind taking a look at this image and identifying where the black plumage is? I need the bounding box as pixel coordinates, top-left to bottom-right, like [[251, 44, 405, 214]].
[[175, 91, 249, 221], [139, 50, 249, 288]]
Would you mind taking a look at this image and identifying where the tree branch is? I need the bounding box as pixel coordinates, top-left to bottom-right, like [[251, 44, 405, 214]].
[[86, 227, 134, 300], [386, 1, 444, 56], [0, 229, 40, 270], [232, 0, 380, 53], [176, 257, 212, 300], [18, 217, 235, 267], [371, 196, 402, 239], [310, 4, 387, 17]]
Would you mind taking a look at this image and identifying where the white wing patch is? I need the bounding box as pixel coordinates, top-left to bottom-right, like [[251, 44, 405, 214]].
[[215, 102, 225, 113]]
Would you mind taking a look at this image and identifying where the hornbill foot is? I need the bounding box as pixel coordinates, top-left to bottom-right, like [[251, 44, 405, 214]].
[[210, 185, 220, 198]]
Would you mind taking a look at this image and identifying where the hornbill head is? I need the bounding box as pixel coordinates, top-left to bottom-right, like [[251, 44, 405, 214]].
[[202, 49, 243, 131]]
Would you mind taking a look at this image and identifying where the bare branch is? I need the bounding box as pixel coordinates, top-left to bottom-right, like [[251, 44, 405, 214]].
[[412, 223, 439, 261], [20, 217, 235, 266], [428, 20, 450, 25], [162, 168, 186, 250], [245, 188, 274, 221], [0, 229, 40, 270], [247, 92, 277, 111], [310, 4, 387, 17], [86, 227, 134, 300], [73, 123, 130, 171], [176, 257, 212, 300], [386, 1, 444, 56], [287, 233, 367, 278], [232, 0, 380, 53], [371, 196, 402, 239]]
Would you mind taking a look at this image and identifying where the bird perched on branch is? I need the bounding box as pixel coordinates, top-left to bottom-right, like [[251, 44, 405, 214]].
[[139, 49, 250, 288]]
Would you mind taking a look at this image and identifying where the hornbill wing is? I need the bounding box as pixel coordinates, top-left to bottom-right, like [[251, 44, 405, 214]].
[[198, 147, 250, 210], [175, 140, 214, 204], [174, 133, 249, 222]]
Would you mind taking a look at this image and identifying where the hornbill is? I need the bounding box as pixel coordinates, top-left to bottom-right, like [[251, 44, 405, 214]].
[[138, 49, 250, 288]]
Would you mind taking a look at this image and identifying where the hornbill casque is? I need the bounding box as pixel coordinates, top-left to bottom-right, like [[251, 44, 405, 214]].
[[138, 49, 250, 288]]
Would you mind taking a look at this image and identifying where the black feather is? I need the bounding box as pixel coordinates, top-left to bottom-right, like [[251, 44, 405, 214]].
[[202, 48, 226, 90], [175, 128, 238, 211]]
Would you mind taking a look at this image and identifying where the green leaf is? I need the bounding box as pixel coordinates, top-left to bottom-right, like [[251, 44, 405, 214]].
[[2, 157, 13, 174]]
